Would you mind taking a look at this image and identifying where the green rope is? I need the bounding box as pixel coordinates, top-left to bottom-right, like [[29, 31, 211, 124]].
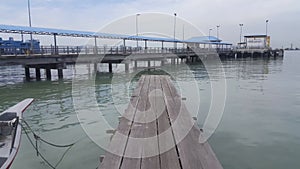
[[21, 119, 79, 169]]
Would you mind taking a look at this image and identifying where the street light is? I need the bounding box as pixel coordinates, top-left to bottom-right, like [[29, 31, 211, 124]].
[[209, 28, 213, 40], [265, 20, 269, 48], [209, 28, 213, 49], [27, 0, 33, 53], [216, 25, 220, 39], [265, 19, 269, 36], [239, 23, 244, 43], [182, 24, 185, 48], [173, 13, 177, 48], [136, 13, 140, 48]]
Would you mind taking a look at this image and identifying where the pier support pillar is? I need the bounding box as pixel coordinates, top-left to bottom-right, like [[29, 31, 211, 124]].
[[125, 63, 129, 73], [35, 68, 41, 81], [58, 69, 63, 79], [148, 61, 151, 67], [161, 60, 165, 66], [46, 69, 51, 80], [171, 58, 175, 64], [94, 63, 98, 72], [25, 67, 30, 81], [94, 37, 98, 54], [134, 60, 138, 70], [108, 63, 113, 73]]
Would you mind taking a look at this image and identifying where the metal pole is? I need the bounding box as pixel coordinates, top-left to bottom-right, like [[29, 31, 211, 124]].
[[27, 0, 33, 53], [209, 28, 212, 49], [266, 20, 269, 36], [216, 25, 220, 49], [239, 23, 243, 43], [173, 13, 177, 48], [265, 20, 269, 48], [136, 13, 140, 48], [54, 34, 57, 55], [183, 24, 185, 48], [216, 25, 220, 39]]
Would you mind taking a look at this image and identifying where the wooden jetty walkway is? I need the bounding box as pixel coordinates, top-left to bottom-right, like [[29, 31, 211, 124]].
[[99, 75, 223, 169]]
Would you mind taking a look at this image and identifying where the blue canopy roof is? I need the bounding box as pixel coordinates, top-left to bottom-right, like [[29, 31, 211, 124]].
[[0, 24, 181, 42], [186, 36, 232, 45], [0, 24, 232, 45]]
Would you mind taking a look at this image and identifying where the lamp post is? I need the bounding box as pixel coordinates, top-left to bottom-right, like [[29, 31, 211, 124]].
[[182, 24, 185, 48], [216, 25, 220, 39], [239, 23, 243, 43], [265, 19, 269, 36], [27, 0, 33, 53], [216, 25, 220, 49], [173, 13, 177, 48], [265, 20, 269, 48], [209, 28, 213, 49], [136, 13, 140, 48], [209, 28, 213, 40]]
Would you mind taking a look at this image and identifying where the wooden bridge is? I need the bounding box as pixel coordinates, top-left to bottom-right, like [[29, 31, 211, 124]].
[[99, 75, 223, 169]]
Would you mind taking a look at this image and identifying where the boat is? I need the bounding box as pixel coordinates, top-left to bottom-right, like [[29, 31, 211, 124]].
[[0, 98, 34, 169]]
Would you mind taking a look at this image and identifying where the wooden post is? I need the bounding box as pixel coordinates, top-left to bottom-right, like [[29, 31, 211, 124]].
[[35, 68, 41, 81]]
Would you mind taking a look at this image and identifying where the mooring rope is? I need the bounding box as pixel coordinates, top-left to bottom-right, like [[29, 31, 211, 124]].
[[21, 119, 78, 169]]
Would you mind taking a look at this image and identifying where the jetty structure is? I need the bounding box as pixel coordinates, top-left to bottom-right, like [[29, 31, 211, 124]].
[[235, 35, 283, 57], [99, 75, 223, 169], [0, 24, 283, 80]]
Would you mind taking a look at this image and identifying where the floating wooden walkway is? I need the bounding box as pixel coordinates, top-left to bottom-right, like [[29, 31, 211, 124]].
[[99, 75, 223, 169]]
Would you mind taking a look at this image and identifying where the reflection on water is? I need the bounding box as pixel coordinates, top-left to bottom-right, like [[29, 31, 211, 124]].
[[0, 52, 299, 169]]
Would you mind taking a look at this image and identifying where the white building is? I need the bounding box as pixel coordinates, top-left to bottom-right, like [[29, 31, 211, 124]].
[[243, 35, 270, 49]]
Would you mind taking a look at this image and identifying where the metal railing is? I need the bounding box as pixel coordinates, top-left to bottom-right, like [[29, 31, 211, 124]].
[[0, 45, 229, 56]]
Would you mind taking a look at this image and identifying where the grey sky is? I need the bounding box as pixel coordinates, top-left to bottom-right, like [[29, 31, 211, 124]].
[[0, 0, 299, 48]]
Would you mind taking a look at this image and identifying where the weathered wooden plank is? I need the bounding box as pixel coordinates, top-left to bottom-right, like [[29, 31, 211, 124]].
[[141, 75, 160, 169], [156, 76, 182, 169], [101, 75, 223, 169], [120, 75, 151, 169], [99, 76, 146, 169], [161, 76, 204, 169], [162, 76, 223, 169]]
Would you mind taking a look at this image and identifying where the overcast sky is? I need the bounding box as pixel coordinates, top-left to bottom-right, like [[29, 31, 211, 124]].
[[0, 0, 299, 48]]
